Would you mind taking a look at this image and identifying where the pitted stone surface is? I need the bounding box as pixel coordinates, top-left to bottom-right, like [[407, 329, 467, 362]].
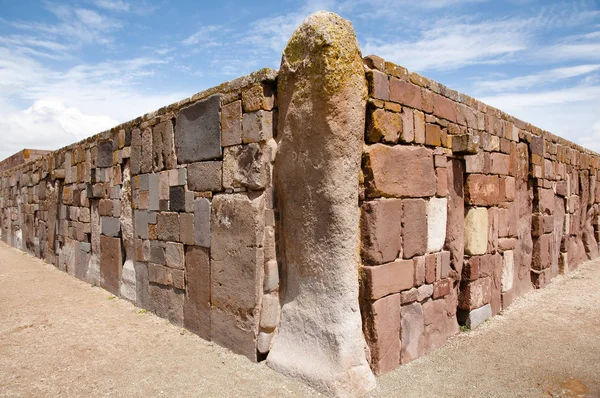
[[267, 11, 376, 396], [175, 95, 222, 164]]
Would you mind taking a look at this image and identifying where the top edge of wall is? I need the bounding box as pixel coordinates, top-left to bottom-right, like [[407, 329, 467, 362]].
[[363, 54, 599, 159], [0, 67, 278, 176]]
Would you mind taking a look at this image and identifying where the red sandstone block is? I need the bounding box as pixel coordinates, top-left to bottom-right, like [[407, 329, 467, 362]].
[[458, 277, 492, 311], [462, 256, 480, 281], [389, 78, 422, 108], [465, 174, 501, 206], [402, 199, 428, 258], [363, 294, 401, 375], [436, 167, 448, 197], [433, 94, 457, 123], [364, 144, 437, 199], [490, 152, 510, 175], [413, 255, 426, 286], [361, 259, 415, 300], [532, 233, 552, 271], [433, 278, 451, 299], [367, 69, 390, 101], [425, 253, 436, 284], [361, 199, 403, 265]]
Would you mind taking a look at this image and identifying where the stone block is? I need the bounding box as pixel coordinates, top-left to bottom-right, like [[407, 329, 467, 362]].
[[150, 241, 165, 264], [361, 259, 414, 300], [427, 197, 447, 253], [259, 292, 280, 331], [223, 144, 267, 190], [175, 95, 222, 163], [165, 242, 184, 269], [464, 207, 488, 256], [423, 298, 457, 353], [465, 174, 500, 206], [257, 331, 274, 355], [130, 128, 142, 175], [184, 246, 211, 340], [134, 210, 150, 239], [194, 198, 211, 248], [149, 284, 184, 326], [402, 199, 428, 258], [501, 250, 514, 292], [458, 303, 492, 329], [211, 307, 258, 362], [149, 173, 159, 211], [458, 277, 491, 311], [400, 301, 424, 364], [101, 217, 120, 237], [389, 78, 422, 109], [179, 213, 195, 245], [433, 93, 456, 123], [211, 193, 264, 316], [242, 110, 273, 143], [152, 120, 176, 172], [433, 278, 451, 299], [366, 69, 389, 101], [417, 284, 433, 301], [400, 288, 418, 304], [242, 83, 275, 112], [414, 110, 425, 144], [169, 186, 186, 212], [414, 255, 426, 286], [532, 233, 552, 271], [222, 100, 242, 147], [490, 152, 510, 175], [425, 123, 441, 147], [141, 128, 153, 174], [400, 108, 414, 143], [364, 144, 436, 198], [156, 212, 179, 242], [366, 108, 400, 144], [148, 263, 184, 289], [363, 294, 401, 375], [361, 198, 402, 265], [100, 235, 121, 295], [187, 161, 222, 192], [264, 259, 279, 293], [96, 141, 113, 168]]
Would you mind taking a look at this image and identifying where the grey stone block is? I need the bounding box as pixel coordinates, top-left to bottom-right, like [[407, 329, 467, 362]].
[[188, 161, 222, 192], [223, 143, 267, 190], [150, 241, 166, 265], [169, 186, 186, 212], [101, 217, 120, 237], [130, 128, 142, 176], [175, 95, 222, 164], [139, 174, 149, 191], [135, 210, 150, 239], [459, 303, 492, 329], [194, 198, 211, 248], [96, 141, 113, 168], [157, 212, 179, 242], [242, 110, 273, 143]]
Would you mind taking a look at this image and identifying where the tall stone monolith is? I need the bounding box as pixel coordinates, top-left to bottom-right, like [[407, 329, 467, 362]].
[[266, 11, 376, 397]]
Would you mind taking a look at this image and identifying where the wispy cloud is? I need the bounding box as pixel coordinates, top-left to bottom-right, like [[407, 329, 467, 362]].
[[182, 25, 222, 46], [474, 64, 600, 92], [93, 0, 130, 12]]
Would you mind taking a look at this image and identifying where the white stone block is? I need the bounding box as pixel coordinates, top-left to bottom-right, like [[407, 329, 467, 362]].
[[427, 197, 447, 253], [501, 250, 514, 292]]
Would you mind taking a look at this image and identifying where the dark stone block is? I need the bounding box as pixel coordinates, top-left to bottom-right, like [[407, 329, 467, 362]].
[[175, 95, 222, 164], [170, 186, 186, 212], [97, 141, 113, 168]]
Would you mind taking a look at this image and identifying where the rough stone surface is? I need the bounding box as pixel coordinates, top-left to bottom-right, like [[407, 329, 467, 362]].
[[100, 236, 121, 295], [364, 144, 436, 198], [501, 250, 514, 292], [194, 198, 211, 248], [362, 294, 401, 375], [149, 284, 184, 326], [361, 198, 402, 265], [211, 193, 264, 360], [361, 259, 414, 300], [400, 302, 424, 364], [221, 100, 242, 147], [459, 303, 492, 329], [184, 246, 210, 340], [402, 199, 428, 258], [223, 144, 267, 190], [465, 207, 489, 256], [175, 95, 222, 164], [187, 161, 222, 192], [427, 198, 447, 253], [267, 11, 376, 396]]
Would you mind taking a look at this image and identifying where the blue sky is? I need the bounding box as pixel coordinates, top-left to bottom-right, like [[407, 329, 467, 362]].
[[0, 0, 599, 160]]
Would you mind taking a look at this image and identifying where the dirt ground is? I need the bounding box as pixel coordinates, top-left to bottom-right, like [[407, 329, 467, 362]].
[[1, 241, 599, 397]]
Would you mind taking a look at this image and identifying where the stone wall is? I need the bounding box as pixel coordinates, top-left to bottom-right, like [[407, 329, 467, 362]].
[[0, 68, 281, 362], [0, 149, 51, 173], [1, 12, 599, 395], [359, 54, 600, 375]]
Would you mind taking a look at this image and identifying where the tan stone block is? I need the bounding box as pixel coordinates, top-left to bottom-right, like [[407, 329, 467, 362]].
[[366, 108, 401, 144], [242, 83, 275, 112], [425, 123, 441, 147], [465, 207, 488, 255]]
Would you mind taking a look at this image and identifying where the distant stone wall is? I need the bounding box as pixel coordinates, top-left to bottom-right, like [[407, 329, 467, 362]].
[[359, 54, 600, 375], [0, 149, 51, 173], [0, 68, 280, 362], [1, 12, 599, 396]]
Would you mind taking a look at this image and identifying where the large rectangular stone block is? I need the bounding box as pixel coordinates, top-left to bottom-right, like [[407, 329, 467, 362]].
[[402, 199, 428, 258], [100, 235, 121, 295], [152, 120, 176, 172], [149, 284, 184, 326], [187, 161, 222, 192], [361, 198, 402, 265], [400, 301, 424, 364], [427, 197, 447, 253], [362, 293, 401, 375], [175, 95, 222, 164], [364, 144, 436, 198], [465, 174, 500, 206], [464, 207, 488, 256], [361, 259, 414, 300], [184, 246, 211, 340]]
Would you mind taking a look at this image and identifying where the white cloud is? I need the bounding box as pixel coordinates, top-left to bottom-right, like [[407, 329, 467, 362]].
[[0, 99, 117, 160], [362, 18, 530, 71], [93, 0, 130, 12], [182, 25, 222, 46], [474, 64, 600, 92]]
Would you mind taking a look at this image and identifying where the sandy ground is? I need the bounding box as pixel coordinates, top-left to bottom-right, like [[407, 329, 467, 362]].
[[0, 241, 599, 397]]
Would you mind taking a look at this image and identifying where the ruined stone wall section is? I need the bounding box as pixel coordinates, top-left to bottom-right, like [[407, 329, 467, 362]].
[[0, 68, 281, 362], [359, 54, 600, 375]]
